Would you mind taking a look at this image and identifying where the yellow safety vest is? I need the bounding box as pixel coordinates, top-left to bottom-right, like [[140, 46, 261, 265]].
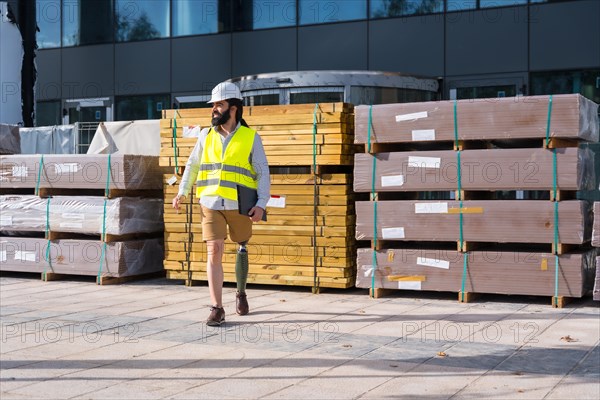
[[196, 126, 258, 200]]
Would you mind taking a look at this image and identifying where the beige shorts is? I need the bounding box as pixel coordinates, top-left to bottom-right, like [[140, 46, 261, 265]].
[[200, 206, 253, 243]]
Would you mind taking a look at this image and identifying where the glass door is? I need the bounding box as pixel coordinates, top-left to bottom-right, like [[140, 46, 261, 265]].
[[63, 98, 112, 153]]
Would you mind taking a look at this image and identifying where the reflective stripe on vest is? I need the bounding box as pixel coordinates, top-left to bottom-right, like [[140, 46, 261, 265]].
[[196, 126, 258, 200]]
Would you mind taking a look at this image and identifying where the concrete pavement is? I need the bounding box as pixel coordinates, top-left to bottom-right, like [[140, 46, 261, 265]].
[[1, 274, 599, 399]]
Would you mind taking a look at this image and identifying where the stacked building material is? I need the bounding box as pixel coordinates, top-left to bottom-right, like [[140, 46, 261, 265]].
[[0, 154, 164, 282], [592, 202, 600, 301], [354, 94, 599, 305], [160, 103, 357, 289], [0, 124, 20, 154]]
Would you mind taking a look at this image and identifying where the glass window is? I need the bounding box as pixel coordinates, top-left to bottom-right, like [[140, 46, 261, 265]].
[[455, 85, 517, 99], [530, 69, 600, 105], [480, 0, 527, 7], [299, 0, 367, 25], [35, 101, 61, 126], [290, 90, 344, 104], [370, 0, 444, 18], [116, 0, 169, 42], [115, 94, 171, 120], [236, 0, 296, 30], [446, 0, 477, 11], [62, 0, 114, 47], [36, 0, 61, 48], [173, 0, 231, 36], [244, 93, 280, 106]]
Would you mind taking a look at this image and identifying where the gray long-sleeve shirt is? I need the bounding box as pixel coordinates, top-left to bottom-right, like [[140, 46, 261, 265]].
[[177, 123, 271, 210]]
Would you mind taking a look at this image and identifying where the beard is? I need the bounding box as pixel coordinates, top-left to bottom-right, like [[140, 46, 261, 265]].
[[211, 107, 232, 126]]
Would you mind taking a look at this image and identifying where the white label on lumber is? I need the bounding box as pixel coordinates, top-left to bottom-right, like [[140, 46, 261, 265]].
[[183, 125, 201, 138], [166, 175, 178, 186], [381, 175, 404, 187], [15, 251, 37, 263], [60, 222, 83, 229], [398, 281, 421, 290], [363, 265, 374, 277], [382, 227, 405, 239], [62, 213, 85, 220], [54, 163, 78, 175], [0, 216, 12, 226], [417, 257, 450, 269], [415, 202, 448, 214], [395, 111, 428, 122], [411, 129, 436, 141], [12, 166, 27, 177], [407, 156, 441, 169], [0, 251, 6, 262], [267, 196, 286, 208]]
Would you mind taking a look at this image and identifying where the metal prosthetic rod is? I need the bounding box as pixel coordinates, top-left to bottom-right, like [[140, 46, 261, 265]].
[[235, 242, 249, 293]]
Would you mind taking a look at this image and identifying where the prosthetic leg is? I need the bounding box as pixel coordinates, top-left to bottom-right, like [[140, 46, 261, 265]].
[[235, 242, 249, 315]]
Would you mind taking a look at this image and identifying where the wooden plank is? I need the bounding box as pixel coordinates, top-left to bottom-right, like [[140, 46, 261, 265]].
[[164, 232, 351, 246], [163, 103, 351, 118]]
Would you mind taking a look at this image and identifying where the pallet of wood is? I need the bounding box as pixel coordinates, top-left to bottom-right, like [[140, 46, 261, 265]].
[[592, 202, 600, 301], [0, 124, 20, 154], [161, 103, 357, 290], [0, 236, 163, 283], [0, 154, 165, 282], [354, 94, 599, 306], [355, 94, 598, 145]]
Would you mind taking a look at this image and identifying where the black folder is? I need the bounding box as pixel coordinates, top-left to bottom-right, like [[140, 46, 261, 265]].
[[237, 185, 267, 221]]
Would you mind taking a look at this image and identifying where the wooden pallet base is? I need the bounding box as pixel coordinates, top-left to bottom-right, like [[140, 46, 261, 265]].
[[41, 270, 164, 284]]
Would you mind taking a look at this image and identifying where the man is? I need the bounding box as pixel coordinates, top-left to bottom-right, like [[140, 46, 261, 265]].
[[172, 81, 270, 326]]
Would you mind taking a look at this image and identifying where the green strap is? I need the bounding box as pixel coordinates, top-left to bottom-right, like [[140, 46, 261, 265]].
[[35, 155, 44, 196], [43, 197, 52, 279], [97, 154, 112, 283], [454, 100, 469, 297], [367, 105, 378, 292], [312, 104, 319, 291], [545, 95, 553, 147], [173, 113, 179, 170]]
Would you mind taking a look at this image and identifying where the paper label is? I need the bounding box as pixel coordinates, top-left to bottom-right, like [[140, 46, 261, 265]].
[[267, 196, 286, 208], [417, 257, 450, 269], [399, 281, 422, 290], [381, 175, 404, 187], [183, 125, 201, 138], [381, 227, 405, 239], [167, 176, 178, 186], [14, 251, 37, 263], [415, 202, 448, 214], [60, 222, 84, 229], [0, 216, 13, 226], [61, 213, 85, 220], [54, 163, 78, 175], [395, 111, 428, 122], [0, 251, 6, 262], [408, 156, 441, 169], [12, 166, 28, 177], [412, 129, 436, 141], [363, 265, 374, 277]]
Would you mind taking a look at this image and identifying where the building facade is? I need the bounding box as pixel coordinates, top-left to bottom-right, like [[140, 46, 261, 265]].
[[21, 0, 600, 126]]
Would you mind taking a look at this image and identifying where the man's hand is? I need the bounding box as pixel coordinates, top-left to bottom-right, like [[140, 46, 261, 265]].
[[248, 206, 264, 222], [172, 194, 186, 212]]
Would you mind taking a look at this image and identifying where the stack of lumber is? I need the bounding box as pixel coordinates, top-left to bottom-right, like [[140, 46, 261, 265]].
[[354, 94, 599, 305], [160, 103, 357, 289], [0, 154, 164, 282], [592, 202, 600, 301]]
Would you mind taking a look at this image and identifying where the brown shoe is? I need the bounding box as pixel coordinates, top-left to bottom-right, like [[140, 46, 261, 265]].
[[206, 306, 225, 326], [236, 292, 249, 316]]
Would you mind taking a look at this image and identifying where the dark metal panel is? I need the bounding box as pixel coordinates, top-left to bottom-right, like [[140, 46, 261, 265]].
[[369, 14, 444, 78], [61, 44, 114, 98], [445, 6, 528, 76], [232, 28, 297, 78], [298, 22, 368, 70], [115, 40, 171, 96], [530, 0, 600, 70], [35, 49, 62, 100], [171, 35, 232, 95]]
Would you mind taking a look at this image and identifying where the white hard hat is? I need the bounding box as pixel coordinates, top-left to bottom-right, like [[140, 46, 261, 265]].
[[208, 82, 243, 103]]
